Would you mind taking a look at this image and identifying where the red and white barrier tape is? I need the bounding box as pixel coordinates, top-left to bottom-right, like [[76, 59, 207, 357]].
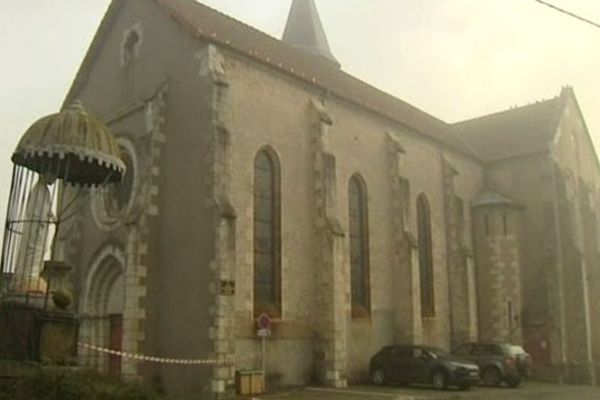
[[78, 342, 259, 365]]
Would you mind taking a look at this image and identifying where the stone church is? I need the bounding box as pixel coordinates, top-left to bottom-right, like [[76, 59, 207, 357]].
[[57, 0, 600, 397]]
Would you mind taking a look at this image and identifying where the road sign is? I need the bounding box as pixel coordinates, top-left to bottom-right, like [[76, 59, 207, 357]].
[[257, 329, 271, 338], [255, 314, 272, 380], [257, 313, 271, 330]]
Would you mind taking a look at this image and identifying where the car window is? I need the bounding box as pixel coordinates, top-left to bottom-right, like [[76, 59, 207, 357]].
[[390, 346, 410, 358], [412, 347, 425, 358], [427, 347, 449, 358], [472, 344, 486, 355], [485, 345, 504, 356], [453, 344, 471, 356]]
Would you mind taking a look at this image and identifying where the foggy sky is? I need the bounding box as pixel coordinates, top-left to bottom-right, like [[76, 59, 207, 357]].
[[1, 0, 599, 217]]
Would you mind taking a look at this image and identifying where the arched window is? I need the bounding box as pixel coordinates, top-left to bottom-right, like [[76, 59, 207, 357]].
[[349, 175, 370, 317], [417, 194, 435, 316], [254, 149, 281, 317]]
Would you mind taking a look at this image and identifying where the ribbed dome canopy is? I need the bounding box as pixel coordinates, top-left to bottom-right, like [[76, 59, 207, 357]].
[[11, 102, 125, 186]]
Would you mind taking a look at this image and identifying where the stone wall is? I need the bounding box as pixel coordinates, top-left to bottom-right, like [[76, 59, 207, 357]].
[[221, 46, 484, 384], [550, 95, 599, 384], [63, 0, 219, 396], [486, 93, 600, 384], [62, 0, 600, 395]]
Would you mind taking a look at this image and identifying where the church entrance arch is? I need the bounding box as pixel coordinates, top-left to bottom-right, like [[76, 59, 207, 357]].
[[80, 245, 125, 376]]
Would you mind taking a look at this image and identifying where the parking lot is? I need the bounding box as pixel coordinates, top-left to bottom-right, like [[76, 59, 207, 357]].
[[246, 381, 600, 400]]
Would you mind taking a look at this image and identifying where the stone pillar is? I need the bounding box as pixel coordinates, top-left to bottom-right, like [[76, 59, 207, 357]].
[[385, 132, 422, 344], [440, 157, 471, 348], [121, 224, 146, 379], [408, 238, 423, 344], [548, 162, 569, 381], [549, 165, 598, 383], [200, 45, 237, 399], [120, 85, 167, 380], [562, 177, 597, 385], [576, 181, 596, 385], [309, 99, 347, 388], [465, 256, 478, 341]]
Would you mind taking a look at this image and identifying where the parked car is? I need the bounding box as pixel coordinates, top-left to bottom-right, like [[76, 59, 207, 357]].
[[369, 345, 480, 390], [451, 342, 532, 387]]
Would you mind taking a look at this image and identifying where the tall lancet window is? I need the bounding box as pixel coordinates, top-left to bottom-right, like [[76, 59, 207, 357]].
[[417, 194, 435, 317], [349, 174, 370, 317], [253, 149, 281, 317]]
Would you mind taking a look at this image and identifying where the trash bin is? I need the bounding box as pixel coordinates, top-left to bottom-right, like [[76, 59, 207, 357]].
[[236, 370, 264, 395]]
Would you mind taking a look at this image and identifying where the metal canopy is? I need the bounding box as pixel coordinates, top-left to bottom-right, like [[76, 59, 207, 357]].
[[11, 102, 125, 186]]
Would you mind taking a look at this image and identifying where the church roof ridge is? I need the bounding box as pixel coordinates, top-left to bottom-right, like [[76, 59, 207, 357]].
[[451, 91, 567, 162], [110, 0, 469, 156], [155, 1, 468, 148], [452, 94, 562, 127], [67, 0, 576, 163], [163, 0, 285, 50]]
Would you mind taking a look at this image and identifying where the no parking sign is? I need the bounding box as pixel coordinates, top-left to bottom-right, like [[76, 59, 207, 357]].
[[257, 313, 271, 337], [256, 313, 271, 375]]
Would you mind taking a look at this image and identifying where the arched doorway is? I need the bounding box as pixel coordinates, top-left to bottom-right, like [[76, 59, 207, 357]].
[[80, 246, 125, 376]]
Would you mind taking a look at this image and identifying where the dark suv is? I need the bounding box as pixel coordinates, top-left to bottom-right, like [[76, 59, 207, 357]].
[[452, 342, 532, 387], [369, 345, 480, 390]]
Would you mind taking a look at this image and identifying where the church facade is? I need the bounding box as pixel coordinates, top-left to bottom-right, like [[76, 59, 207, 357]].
[[58, 0, 600, 398]]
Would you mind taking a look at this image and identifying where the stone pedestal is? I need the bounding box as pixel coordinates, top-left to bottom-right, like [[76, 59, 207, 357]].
[[0, 301, 78, 365]]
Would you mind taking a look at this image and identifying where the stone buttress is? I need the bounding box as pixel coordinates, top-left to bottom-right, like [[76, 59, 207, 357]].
[[385, 132, 422, 344], [441, 157, 474, 347], [198, 45, 237, 399], [122, 85, 168, 379], [309, 98, 348, 388]]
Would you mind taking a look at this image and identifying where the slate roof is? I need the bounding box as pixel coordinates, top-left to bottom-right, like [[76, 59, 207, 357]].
[[65, 0, 574, 164], [452, 93, 567, 162], [64, 0, 472, 155]]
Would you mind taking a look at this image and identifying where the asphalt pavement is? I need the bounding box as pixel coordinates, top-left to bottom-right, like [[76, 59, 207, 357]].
[[243, 381, 600, 400]]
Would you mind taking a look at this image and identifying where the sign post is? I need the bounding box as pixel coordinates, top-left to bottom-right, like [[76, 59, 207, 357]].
[[256, 313, 272, 377]]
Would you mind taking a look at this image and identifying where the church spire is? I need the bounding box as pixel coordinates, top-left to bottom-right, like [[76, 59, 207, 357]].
[[282, 0, 340, 67]]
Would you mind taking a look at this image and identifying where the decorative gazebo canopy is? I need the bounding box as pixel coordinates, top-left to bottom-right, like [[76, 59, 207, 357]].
[[11, 101, 125, 186]]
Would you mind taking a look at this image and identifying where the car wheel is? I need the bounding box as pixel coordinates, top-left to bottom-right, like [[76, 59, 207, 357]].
[[482, 367, 502, 386], [371, 368, 387, 386], [431, 371, 448, 390]]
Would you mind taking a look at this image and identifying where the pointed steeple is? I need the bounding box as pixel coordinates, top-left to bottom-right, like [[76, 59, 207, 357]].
[[282, 0, 340, 67]]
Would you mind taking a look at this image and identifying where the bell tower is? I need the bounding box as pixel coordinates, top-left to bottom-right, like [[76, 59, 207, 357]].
[[282, 0, 340, 67]]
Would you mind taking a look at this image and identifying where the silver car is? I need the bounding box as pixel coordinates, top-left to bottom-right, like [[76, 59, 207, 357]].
[[452, 342, 532, 387]]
